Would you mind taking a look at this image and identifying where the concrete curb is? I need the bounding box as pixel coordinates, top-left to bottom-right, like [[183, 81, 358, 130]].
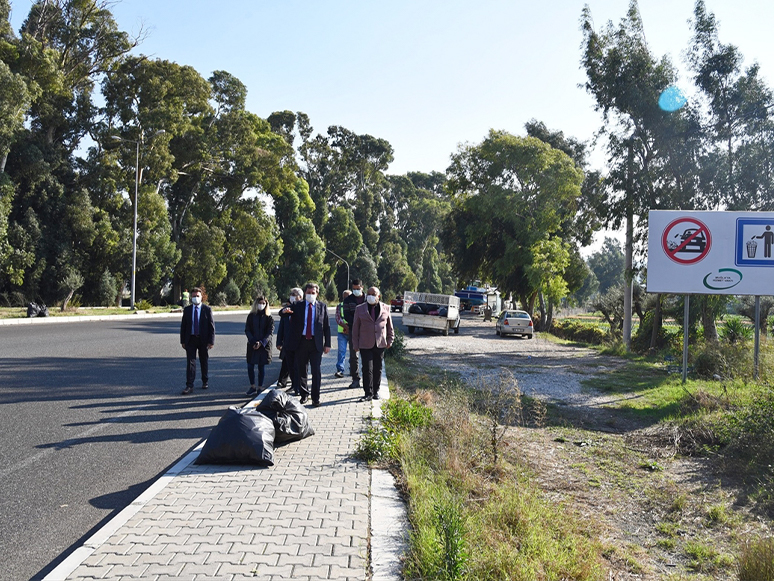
[[0, 309, 251, 326]]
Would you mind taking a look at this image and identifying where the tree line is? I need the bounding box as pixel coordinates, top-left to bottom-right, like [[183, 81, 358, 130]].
[[1, 0, 772, 326]]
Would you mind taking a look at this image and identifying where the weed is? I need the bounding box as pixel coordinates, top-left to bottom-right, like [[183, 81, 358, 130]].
[[738, 536, 774, 581], [705, 503, 729, 526], [657, 538, 677, 550], [684, 540, 734, 572], [656, 521, 679, 537], [433, 497, 469, 581]]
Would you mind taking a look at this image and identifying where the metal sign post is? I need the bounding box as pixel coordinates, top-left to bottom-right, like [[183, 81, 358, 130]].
[[754, 296, 760, 379], [682, 295, 690, 384]]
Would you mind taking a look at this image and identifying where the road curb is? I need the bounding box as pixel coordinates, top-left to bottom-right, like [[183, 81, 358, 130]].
[[0, 310, 251, 326]]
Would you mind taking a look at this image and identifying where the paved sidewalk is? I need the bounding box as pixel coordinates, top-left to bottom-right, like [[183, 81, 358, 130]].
[[47, 356, 402, 580]]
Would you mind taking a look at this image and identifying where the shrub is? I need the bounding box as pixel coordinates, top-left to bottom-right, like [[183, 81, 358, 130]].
[[223, 279, 241, 305], [97, 269, 118, 307], [720, 315, 753, 344], [551, 318, 607, 345], [386, 328, 406, 359], [692, 341, 750, 379], [213, 291, 228, 307], [135, 299, 153, 310], [631, 309, 682, 353]]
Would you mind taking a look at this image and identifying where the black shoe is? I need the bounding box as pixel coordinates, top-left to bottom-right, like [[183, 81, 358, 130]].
[[201, 383, 208, 390], [312, 400, 321, 408], [181, 387, 193, 395], [373, 393, 381, 400], [358, 395, 372, 402], [245, 386, 257, 396], [348, 380, 361, 389], [300, 396, 309, 404], [334, 371, 344, 378]]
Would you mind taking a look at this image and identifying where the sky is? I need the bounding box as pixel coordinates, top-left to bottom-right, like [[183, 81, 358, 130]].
[[8, 0, 774, 250]]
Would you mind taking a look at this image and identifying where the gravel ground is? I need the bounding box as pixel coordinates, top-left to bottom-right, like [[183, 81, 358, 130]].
[[397, 313, 629, 427]]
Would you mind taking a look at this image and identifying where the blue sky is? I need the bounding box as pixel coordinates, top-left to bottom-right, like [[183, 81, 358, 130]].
[[8, 1, 774, 250]]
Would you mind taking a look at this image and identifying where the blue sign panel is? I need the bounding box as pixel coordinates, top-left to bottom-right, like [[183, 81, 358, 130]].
[[736, 218, 774, 266]]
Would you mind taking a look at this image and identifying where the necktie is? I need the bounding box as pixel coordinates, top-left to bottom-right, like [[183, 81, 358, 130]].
[[193, 306, 199, 335], [306, 303, 313, 339]]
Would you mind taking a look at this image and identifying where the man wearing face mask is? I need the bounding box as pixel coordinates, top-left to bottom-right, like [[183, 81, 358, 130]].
[[180, 287, 215, 395], [352, 286, 394, 402], [283, 283, 331, 406], [276, 287, 303, 393], [342, 279, 366, 389]]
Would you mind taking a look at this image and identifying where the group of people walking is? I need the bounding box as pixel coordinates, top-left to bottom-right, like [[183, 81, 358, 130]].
[[179, 280, 395, 406]]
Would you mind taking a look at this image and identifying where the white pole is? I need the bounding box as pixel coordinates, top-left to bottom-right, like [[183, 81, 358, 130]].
[[754, 295, 760, 379], [130, 140, 139, 310]]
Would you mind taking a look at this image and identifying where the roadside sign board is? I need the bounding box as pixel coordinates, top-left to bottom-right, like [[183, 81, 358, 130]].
[[648, 210, 774, 295]]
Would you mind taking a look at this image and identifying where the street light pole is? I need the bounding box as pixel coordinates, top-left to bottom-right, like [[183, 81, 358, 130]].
[[112, 129, 165, 309], [131, 139, 139, 309], [324, 248, 349, 290]]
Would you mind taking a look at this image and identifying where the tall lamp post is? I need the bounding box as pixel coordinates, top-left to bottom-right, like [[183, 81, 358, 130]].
[[112, 129, 165, 309], [324, 248, 349, 291]]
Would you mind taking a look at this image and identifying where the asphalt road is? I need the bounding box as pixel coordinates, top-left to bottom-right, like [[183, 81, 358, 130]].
[[0, 312, 294, 581]]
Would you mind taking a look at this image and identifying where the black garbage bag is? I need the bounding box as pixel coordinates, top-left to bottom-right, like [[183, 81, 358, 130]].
[[408, 303, 425, 314], [38, 303, 49, 317], [195, 406, 275, 466], [256, 389, 315, 444], [27, 303, 40, 318]]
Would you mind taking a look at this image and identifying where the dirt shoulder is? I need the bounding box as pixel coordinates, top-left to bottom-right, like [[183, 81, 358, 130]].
[[398, 313, 772, 580]]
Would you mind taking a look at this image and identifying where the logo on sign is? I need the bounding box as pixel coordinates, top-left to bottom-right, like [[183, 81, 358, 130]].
[[703, 268, 743, 290], [662, 217, 712, 264]]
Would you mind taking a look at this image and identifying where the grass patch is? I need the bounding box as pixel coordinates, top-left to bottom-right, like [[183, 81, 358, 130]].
[[738, 536, 774, 581], [377, 363, 607, 580], [684, 540, 734, 573]]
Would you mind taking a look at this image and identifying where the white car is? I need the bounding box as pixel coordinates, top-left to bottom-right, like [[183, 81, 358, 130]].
[[495, 310, 534, 338]]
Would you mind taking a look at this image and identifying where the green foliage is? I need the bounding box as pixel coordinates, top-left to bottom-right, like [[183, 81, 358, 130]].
[[96, 269, 118, 307], [738, 536, 774, 581], [135, 299, 153, 310], [551, 318, 608, 345], [631, 309, 682, 353], [386, 328, 406, 359], [212, 291, 228, 307], [223, 279, 240, 305], [587, 237, 624, 295], [443, 131, 584, 310], [719, 316, 753, 344], [433, 497, 469, 581], [355, 396, 432, 464], [691, 341, 750, 379]]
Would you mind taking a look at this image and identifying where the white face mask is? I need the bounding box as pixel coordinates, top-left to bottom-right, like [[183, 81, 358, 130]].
[[191, 296, 202, 305], [289, 296, 297, 304], [352, 289, 362, 297], [257, 303, 266, 311], [306, 293, 317, 303], [366, 295, 378, 305]]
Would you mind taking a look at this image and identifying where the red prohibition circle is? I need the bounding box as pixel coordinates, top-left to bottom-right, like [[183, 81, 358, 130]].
[[661, 217, 712, 264]]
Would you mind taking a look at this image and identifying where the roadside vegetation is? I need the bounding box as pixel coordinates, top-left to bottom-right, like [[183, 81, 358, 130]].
[[365, 322, 774, 580]]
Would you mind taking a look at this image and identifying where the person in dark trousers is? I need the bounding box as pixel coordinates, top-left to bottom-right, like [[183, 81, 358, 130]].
[[342, 278, 366, 389], [180, 287, 215, 395], [282, 283, 331, 406], [334, 290, 352, 378], [277, 287, 303, 394], [244, 295, 274, 397], [352, 286, 394, 402]]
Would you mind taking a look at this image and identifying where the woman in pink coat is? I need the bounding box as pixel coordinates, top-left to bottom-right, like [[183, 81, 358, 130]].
[[352, 286, 394, 402]]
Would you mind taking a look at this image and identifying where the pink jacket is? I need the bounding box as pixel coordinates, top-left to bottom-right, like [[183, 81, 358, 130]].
[[352, 302, 394, 351]]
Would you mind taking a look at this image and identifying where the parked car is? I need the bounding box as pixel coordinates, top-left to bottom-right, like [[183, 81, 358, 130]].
[[495, 310, 534, 338], [390, 295, 404, 312]]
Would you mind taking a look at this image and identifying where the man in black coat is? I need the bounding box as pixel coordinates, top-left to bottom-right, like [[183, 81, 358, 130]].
[[180, 287, 215, 395], [283, 283, 331, 406], [342, 278, 366, 389]]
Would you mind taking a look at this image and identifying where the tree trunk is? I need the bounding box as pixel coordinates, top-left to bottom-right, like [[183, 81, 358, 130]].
[[61, 289, 75, 311], [701, 299, 719, 343], [0, 151, 7, 173], [546, 297, 554, 331], [649, 294, 662, 351], [538, 291, 547, 331]]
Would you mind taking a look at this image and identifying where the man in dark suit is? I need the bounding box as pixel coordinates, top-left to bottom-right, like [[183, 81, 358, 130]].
[[283, 282, 331, 406], [180, 287, 215, 395]]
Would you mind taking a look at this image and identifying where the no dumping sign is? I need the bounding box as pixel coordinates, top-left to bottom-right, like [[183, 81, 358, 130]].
[[661, 217, 711, 264]]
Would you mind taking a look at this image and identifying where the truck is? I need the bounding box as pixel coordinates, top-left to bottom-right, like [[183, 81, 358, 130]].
[[390, 295, 404, 312], [401, 291, 461, 336]]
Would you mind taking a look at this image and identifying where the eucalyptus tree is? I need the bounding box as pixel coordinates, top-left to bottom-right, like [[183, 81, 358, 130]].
[[443, 131, 584, 317]]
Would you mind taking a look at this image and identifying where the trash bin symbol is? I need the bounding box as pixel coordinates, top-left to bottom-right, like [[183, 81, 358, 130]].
[[747, 239, 758, 258]]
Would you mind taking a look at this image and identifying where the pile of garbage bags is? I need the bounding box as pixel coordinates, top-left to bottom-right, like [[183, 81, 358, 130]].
[[407, 302, 448, 317], [27, 303, 49, 318], [196, 389, 315, 466]]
